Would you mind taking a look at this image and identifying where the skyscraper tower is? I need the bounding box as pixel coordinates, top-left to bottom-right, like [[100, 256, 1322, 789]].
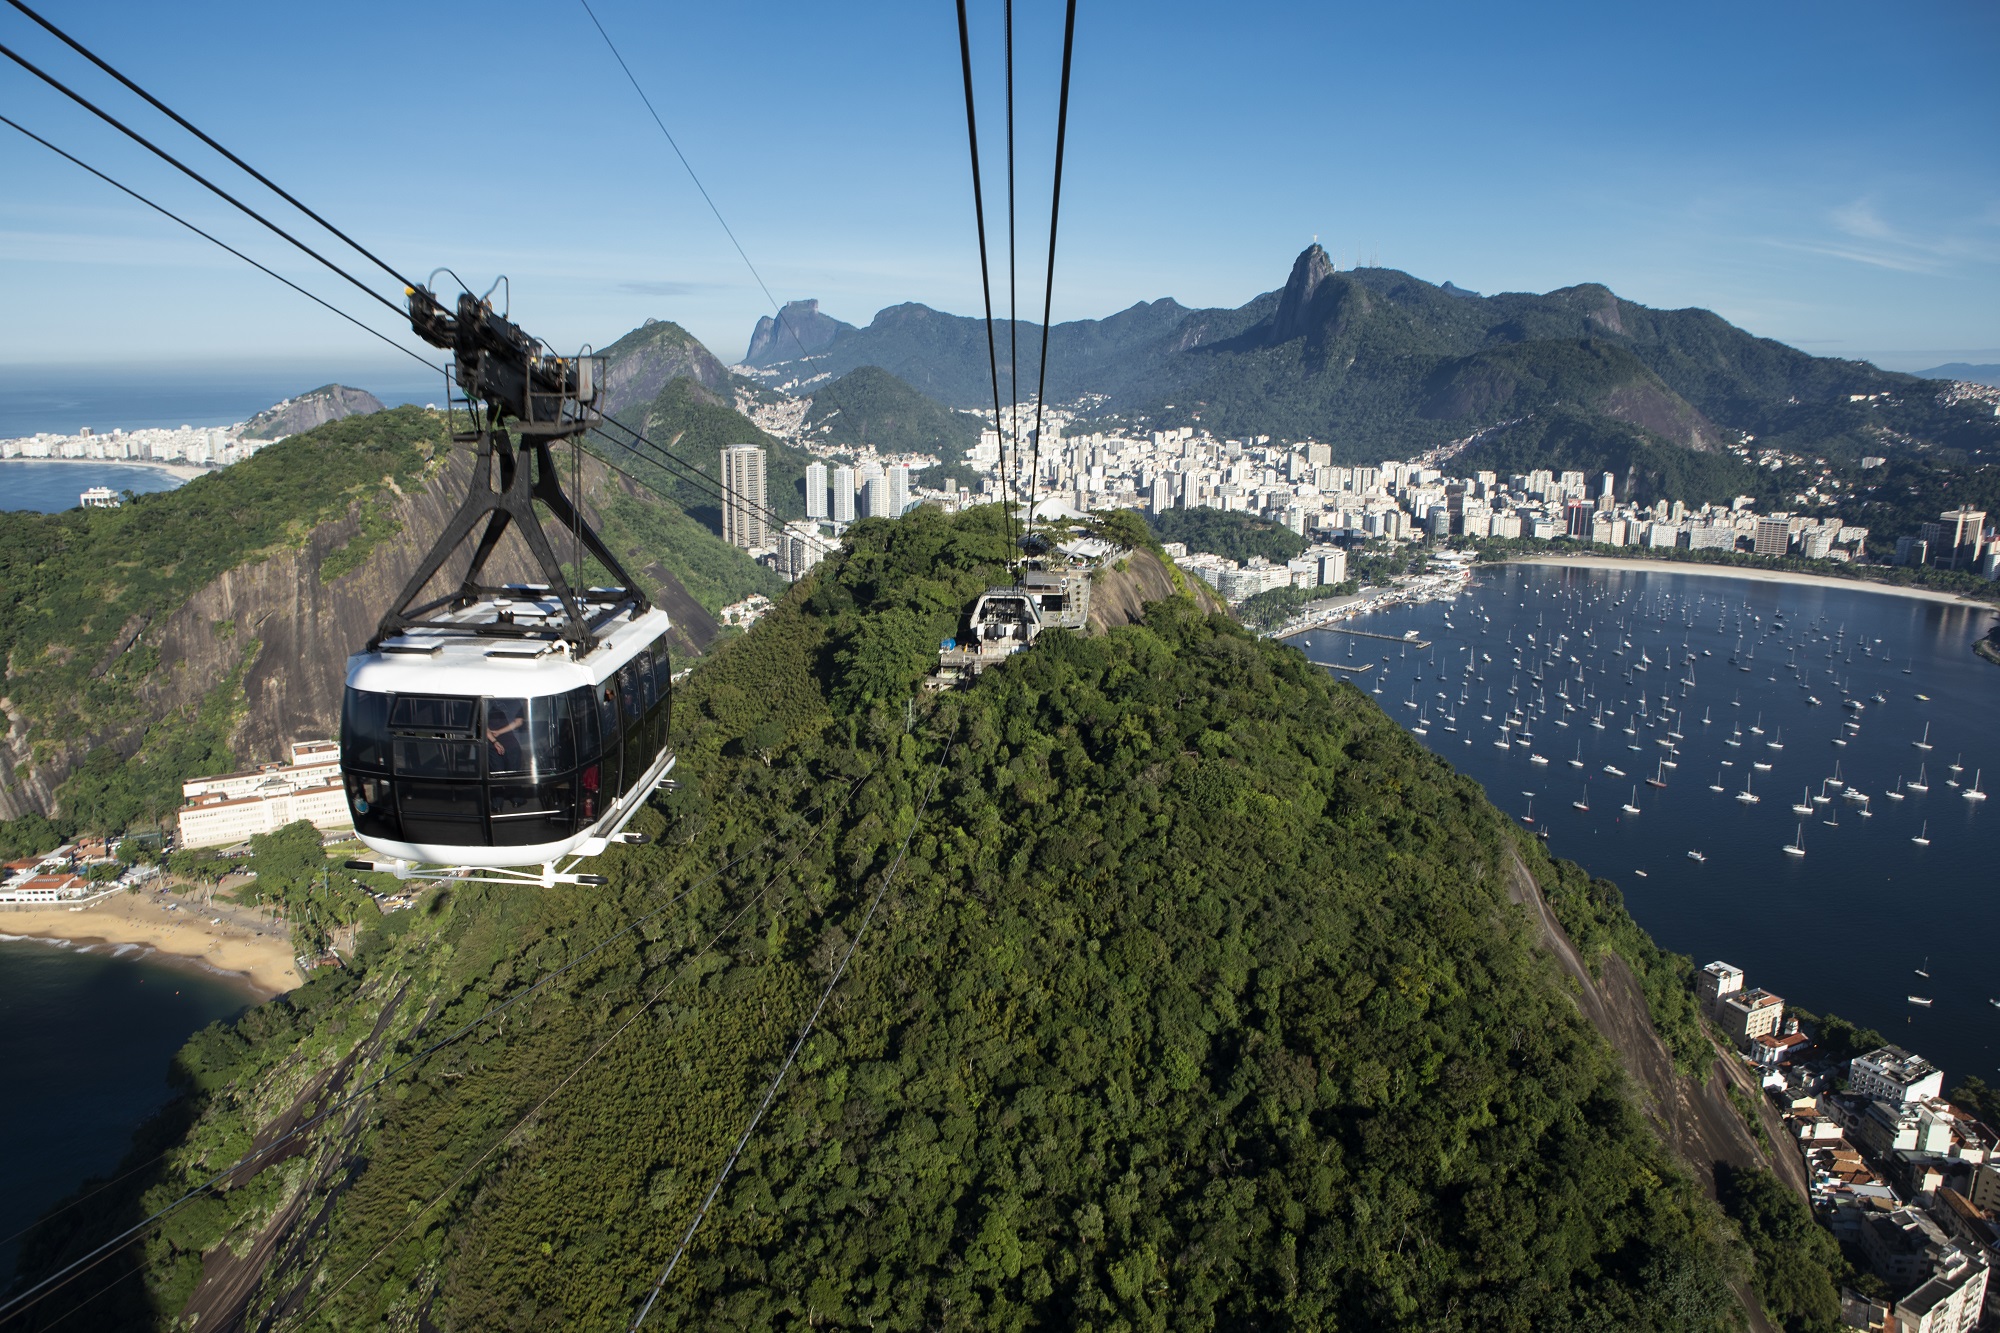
[[805, 460, 828, 521], [721, 445, 768, 550], [887, 464, 910, 516], [831, 465, 856, 523]]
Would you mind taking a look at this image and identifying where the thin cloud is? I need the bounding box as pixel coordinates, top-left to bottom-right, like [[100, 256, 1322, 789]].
[[617, 280, 709, 297]]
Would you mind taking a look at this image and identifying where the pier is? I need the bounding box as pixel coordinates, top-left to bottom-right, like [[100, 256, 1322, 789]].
[[1313, 661, 1375, 675], [1288, 626, 1431, 650]]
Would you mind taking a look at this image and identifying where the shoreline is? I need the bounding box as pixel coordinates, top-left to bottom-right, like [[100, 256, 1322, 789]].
[[0, 893, 300, 998], [1502, 554, 1997, 609], [0, 456, 210, 482]]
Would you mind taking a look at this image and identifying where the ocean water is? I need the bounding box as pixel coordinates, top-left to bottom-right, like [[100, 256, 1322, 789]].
[[0, 937, 252, 1283], [1297, 563, 2000, 1085], [0, 460, 189, 514], [0, 364, 445, 440]]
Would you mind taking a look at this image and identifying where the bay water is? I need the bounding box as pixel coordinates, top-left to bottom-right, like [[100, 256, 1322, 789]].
[[1298, 562, 2000, 1087], [0, 937, 252, 1283]]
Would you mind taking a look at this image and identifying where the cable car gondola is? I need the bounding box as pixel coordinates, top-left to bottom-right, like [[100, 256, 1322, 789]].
[[340, 285, 675, 886]]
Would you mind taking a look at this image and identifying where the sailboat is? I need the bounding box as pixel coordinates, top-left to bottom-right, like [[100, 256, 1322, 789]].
[[1726, 723, 1742, 748], [1915, 957, 1930, 979], [1792, 787, 1813, 815], [1647, 758, 1669, 789], [1966, 769, 1986, 802], [1766, 726, 1784, 752], [1784, 824, 1805, 857], [1623, 786, 1642, 815], [1573, 783, 1591, 812], [1914, 722, 1932, 751], [1887, 776, 1906, 801], [1570, 741, 1585, 769], [1912, 821, 1930, 847], [1521, 798, 1535, 826], [1736, 772, 1759, 804], [1949, 754, 1964, 774], [1908, 765, 1930, 794], [1749, 711, 1765, 736], [1712, 771, 1727, 793]]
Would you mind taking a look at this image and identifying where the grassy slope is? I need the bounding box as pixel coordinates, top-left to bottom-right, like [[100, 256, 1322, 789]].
[[19, 506, 1777, 1332]]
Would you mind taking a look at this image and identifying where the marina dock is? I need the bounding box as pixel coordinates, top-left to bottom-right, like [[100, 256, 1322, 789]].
[[1291, 626, 1432, 650]]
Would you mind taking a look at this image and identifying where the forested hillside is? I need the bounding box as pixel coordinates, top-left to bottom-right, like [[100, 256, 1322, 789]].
[[802, 365, 983, 456], [13, 506, 1779, 1332]]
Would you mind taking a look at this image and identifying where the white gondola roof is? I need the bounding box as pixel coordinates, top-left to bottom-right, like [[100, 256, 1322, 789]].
[[346, 597, 669, 698]]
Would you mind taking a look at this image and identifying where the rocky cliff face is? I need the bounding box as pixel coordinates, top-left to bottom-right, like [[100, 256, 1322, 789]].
[[1086, 548, 1225, 633], [239, 385, 385, 440], [597, 319, 732, 418], [0, 451, 720, 820], [743, 298, 854, 367]]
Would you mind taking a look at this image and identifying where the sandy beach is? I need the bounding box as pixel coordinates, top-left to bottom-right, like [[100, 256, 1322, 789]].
[[0, 892, 300, 997], [1509, 555, 1998, 609], [1, 456, 212, 482]]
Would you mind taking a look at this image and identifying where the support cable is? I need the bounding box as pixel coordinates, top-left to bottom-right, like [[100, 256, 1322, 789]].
[[629, 718, 960, 1328], [0, 40, 408, 320], [0, 114, 439, 376], [1005, 0, 1019, 541], [3, 0, 420, 293], [573, 0, 815, 366], [954, 0, 1018, 570], [1026, 0, 1079, 541], [1, 29, 812, 567]]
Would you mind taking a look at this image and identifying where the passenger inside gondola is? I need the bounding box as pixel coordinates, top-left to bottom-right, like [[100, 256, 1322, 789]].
[[487, 698, 528, 770]]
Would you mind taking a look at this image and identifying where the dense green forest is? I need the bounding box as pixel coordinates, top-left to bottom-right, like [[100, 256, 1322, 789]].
[[15, 504, 1767, 1332], [804, 365, 983, 456], [1456, 407, 1772, 508], [1145, 508, 1306, 564]]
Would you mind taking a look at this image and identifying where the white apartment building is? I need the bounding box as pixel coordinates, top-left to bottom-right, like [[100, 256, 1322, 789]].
[[1852, 1046, 1946, 1105], [721, 445, 769, 551], [177, 740, 352, 849]]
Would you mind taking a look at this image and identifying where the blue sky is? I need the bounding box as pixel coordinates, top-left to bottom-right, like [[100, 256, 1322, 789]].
[[1, 0, 1995, 377]]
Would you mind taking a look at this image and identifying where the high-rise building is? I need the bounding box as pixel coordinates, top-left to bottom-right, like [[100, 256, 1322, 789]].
[[1754, 516, 1791, 557], [805, 461, 828, 520], [864, 474, 891, 520], [1600, 472, 1615, 501], [1934, 508, 1987, 569], [831, 465, 856, 523], [887, 465, 910, 516], [721, 445, 768, 550], [1150, 474, 1174, 514]]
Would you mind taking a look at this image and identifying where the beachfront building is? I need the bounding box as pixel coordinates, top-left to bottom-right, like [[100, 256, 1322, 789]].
[[0, 872, 91, 904], [177, 740, 352, 849]]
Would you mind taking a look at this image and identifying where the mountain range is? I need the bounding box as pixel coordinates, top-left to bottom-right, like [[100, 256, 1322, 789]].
[[731, 245, 1999, 474]]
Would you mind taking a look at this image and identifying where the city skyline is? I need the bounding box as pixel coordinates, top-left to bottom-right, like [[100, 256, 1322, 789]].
[[0, 0, 1991, 375]]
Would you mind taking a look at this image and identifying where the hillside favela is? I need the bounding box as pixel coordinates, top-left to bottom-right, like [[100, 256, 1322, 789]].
[[1, 2, 1997, 1331]]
